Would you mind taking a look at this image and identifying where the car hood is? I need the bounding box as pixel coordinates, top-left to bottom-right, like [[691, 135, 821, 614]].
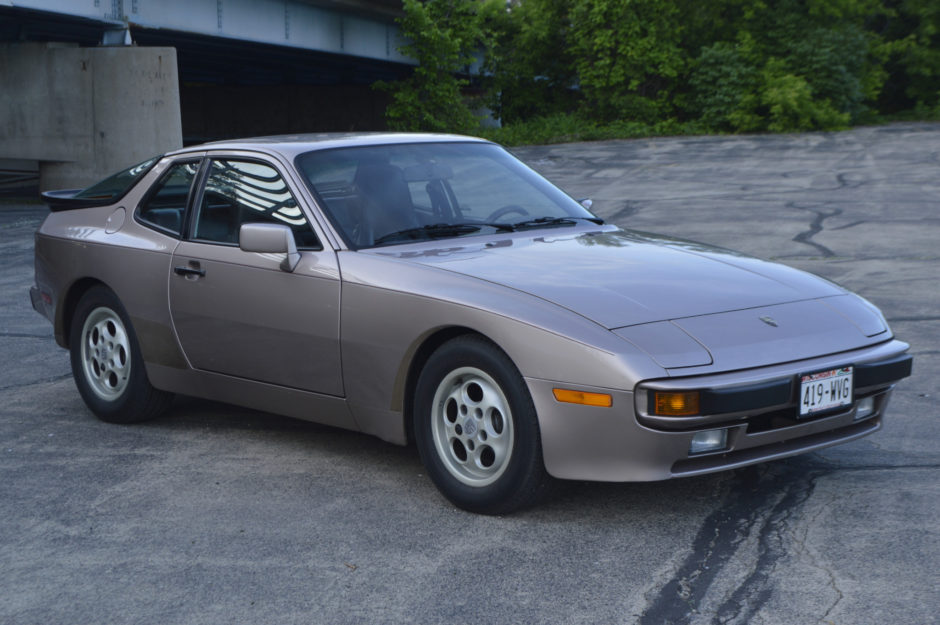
[[380, 228, 843, 328], [375, 227, 888, 370]]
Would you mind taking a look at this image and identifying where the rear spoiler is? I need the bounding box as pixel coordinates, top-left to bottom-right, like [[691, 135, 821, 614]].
[[41, 189, 116, 212]]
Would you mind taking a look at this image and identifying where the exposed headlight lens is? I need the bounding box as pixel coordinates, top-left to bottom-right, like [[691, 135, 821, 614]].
[[855, 396, 875, 420], [689, 429, 727, 455], [654, 391, 700, 416]]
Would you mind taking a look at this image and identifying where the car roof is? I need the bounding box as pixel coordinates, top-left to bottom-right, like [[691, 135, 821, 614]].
[[165, 132, 492, 160]]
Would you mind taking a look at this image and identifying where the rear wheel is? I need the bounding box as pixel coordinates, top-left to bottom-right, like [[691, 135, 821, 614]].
[[69, 286, 172, 423], [414, 335, 548, 514]]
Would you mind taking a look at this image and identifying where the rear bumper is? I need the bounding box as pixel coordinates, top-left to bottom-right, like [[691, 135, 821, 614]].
[[29, 286, 42, 314], [529, 339, 911, 482], [29, 285, 54, 324]]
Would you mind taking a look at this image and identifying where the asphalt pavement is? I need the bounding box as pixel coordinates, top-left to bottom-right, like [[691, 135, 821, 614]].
[[1, 123, 937, 624]]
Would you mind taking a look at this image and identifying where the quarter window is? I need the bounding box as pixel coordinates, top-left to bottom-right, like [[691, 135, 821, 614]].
[[193, 159, 320, 249], [137, 160, 200, 236]]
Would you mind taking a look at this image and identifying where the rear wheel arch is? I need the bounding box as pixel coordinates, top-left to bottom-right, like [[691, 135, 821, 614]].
[[68, 284, 172, 423], [59, 278, 109, 347]]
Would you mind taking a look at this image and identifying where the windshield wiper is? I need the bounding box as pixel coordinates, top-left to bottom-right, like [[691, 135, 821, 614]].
[[372, 222, 514, 246], [510, 216, 605, 230]]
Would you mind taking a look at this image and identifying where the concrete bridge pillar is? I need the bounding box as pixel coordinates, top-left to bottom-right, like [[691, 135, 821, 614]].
[[0, 42, 182, 191]]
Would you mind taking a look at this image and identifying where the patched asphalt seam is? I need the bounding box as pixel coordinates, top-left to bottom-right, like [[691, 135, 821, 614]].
[[710, 468, 820, 624], [886, 316, 940, 323], [638, 463, 828, 625], [608, 200, 642, 222], [0, 373, 72, 392], [788, 202, 840, 257]]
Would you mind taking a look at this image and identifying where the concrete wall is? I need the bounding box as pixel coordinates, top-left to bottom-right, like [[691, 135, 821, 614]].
[[0, 42, 182, 190]]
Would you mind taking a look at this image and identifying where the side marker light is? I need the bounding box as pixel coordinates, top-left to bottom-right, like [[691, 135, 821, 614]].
[[552, 389, 613, 407]]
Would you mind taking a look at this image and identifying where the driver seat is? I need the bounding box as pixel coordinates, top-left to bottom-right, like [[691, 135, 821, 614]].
[[353, 162, 418, 243]]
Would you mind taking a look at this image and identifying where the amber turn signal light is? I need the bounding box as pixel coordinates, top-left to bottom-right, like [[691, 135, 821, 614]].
[[552, 388, 613, 407], [654, 391, 700, 416]]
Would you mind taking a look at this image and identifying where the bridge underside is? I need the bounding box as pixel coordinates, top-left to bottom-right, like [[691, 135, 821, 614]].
[[1, 4, 411, 142], [0, 2, 413, 190]]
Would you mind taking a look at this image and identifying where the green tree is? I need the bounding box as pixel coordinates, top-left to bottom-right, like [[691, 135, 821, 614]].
[[688, 0, 883, 131], [483, 0, 579, 124], [876, 0, 940, 114], [381, 0, 497, 133], [568, 0, 686, 122]]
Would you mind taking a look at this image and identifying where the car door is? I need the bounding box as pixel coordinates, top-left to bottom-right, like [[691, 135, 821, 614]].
[[169, 154, 343, 396]]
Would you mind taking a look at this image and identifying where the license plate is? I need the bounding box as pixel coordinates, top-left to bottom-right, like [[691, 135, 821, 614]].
[[799, 366, 853, 417]]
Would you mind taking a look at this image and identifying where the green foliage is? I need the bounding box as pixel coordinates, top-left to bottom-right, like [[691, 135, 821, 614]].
[[760, 64, 850, 131], [379, 0, 940, 142], [379, 0, 490, 133], [689, 41, 763, 131], [876, 0, 940, 113], [479, 112, 705, 146], [568, 0, 685, 122], [483, 0, 579, 124]]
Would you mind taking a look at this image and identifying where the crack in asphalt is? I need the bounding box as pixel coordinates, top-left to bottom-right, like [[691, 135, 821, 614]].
[[711, 469, 819, 625], [795, 498, 845, 625], [819, 463, 940, 471], [886, 316, 940, 323], [0, 332, 51, 339], [788, 202, 841, 257], [638, 457, 938, 625], [638, 463, 828, 625], [0, 373, 71, 392], [830, 220, 866, 231], [608, 200, 642, 222]]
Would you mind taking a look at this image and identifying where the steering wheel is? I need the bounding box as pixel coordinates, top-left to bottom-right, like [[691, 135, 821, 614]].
[[486, 204, 529, 222]]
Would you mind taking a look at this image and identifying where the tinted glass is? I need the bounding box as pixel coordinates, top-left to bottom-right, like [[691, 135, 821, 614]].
[[295, 142, 595, 248], [193, 159, 320, 249], [136, 161, 200, 236], [75, 156, 159, 201]]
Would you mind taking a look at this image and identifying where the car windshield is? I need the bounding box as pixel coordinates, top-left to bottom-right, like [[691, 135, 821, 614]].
[[74, 156, 159, 201], [295, 142, 600, 248]]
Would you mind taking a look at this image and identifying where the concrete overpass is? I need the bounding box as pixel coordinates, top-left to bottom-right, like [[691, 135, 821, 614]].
[[0, 0, 414, 190]]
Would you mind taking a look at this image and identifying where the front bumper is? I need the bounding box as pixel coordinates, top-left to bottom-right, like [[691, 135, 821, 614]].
[[528, 339, 911, 482]]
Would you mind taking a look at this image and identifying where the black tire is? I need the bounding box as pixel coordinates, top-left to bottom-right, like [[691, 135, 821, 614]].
[[414, 335, 549, 514], [69, 286, 172, 424]]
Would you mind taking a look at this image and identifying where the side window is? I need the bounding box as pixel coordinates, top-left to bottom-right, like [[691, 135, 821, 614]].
[[137, 160, 200, 236], [193, 159, 320, 249]]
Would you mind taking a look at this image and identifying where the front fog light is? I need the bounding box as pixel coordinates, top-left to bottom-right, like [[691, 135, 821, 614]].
[[689, 429, 727, 455], [855, 396, 875, 420]]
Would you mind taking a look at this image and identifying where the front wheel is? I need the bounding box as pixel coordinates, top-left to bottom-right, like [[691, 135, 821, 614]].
[[414, 335, 548, 514], [69, 286, 172, 423]]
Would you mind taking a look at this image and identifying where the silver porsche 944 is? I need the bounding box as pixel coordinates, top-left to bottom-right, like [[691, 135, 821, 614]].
[[31, 134, 912, 514]]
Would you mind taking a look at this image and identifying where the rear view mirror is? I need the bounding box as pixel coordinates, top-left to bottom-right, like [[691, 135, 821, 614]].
[[239, 223, 300, 272]]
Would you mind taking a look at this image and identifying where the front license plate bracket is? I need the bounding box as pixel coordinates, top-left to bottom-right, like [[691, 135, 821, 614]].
[[799, 366, 853, 417]]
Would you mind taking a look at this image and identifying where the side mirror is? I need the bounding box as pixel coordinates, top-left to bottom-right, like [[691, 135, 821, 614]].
[[578, 198, 593, 210], [239, 223, 301, 272]]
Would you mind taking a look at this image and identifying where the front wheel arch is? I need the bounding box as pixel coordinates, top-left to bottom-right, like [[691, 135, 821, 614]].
[[413, 334, 550, 514], [401, 326, 482, 445]]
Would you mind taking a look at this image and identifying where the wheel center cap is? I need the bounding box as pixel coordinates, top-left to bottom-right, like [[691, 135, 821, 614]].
[[463, 418, 477, 437]]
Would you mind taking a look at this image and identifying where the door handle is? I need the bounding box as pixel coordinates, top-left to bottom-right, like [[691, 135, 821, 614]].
[[174, 264, 206, 277]]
